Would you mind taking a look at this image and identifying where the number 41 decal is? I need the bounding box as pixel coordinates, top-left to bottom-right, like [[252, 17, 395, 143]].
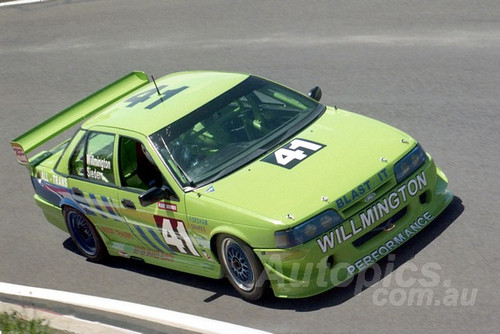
[[125, 85, 188, 110], [262, 138, 325, 169], [154, 216, 200, 256]]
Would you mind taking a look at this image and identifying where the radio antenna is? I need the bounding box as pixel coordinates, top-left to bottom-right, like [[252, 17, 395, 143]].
[[151, 75, 162, 97]]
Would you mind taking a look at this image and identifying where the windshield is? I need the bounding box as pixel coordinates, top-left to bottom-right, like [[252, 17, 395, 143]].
[[150, 76, 323, 188]]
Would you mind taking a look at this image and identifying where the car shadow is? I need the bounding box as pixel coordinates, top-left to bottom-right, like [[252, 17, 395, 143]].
[[63, 196, 464, 309], [63, 235, 240, 300]]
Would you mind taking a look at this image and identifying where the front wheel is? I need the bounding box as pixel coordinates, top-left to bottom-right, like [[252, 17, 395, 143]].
[[64, 207, 107, 262], [217, 234, 268, 300]]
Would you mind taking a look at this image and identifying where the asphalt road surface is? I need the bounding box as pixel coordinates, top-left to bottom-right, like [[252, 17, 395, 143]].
[[0, 1, 499, 333]]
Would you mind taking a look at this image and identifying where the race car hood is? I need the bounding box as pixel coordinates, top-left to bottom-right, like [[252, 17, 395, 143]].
[[194, 107, 417, 227]]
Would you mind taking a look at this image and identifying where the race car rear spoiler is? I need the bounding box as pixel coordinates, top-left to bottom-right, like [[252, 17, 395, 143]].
[[10, 71, 150, 165]]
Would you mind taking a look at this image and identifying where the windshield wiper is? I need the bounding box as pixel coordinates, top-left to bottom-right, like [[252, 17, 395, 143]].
[[197, 147, 268, 187], [260, 104, 327, 153]]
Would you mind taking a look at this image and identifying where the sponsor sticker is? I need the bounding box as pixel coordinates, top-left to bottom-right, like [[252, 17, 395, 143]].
[[317, 171, 428, 253], [158, 201, 177, 212]]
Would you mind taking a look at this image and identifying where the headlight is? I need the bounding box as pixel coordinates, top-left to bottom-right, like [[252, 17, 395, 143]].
[[394, 144, 428, 183], [275, 210, 343, 248]]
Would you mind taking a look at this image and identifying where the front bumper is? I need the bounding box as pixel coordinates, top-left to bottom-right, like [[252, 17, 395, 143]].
[[255, 160, 453, 298]]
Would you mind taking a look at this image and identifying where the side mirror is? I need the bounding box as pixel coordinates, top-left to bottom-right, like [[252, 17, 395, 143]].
[[139, 185, 173, 207], [308, 86, 322, 102]]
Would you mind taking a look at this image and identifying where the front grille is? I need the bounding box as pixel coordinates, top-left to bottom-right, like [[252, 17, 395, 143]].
[[352, 206, 408, 248], [340, 177, 397, 218]]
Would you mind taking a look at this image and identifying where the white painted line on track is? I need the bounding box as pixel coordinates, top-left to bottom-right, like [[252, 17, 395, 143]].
[[0, 0, 44, 7], [0, 282, 272, 334]]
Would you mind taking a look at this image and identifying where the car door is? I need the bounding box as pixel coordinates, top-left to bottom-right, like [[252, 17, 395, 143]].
[[66, 130, 127, 244], [113, 133, 207, 269]]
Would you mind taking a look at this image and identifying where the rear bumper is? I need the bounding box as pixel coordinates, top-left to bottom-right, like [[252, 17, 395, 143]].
[[34, 194, 67, 233], [255, 162, 453, 298]]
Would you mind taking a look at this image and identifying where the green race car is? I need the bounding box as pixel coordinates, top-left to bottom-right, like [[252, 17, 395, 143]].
[[11, 71, 453, 300]]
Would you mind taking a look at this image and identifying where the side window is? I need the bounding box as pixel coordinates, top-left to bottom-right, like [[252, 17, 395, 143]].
[[69, 136, 86, 177], [69, 132, 116, 184], [119, 137, 163, 190]]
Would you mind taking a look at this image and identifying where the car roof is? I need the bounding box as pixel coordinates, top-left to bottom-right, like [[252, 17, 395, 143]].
[[82, 71, 250, 135]]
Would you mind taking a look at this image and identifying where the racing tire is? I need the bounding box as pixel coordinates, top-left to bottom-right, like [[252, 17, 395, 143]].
[[63, 207, 107, 262], [217, 234, 268, 301]]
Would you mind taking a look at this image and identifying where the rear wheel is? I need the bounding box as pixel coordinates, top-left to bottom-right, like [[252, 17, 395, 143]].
[[64, 207, 107, 262], [217, 234, 268, 300]]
